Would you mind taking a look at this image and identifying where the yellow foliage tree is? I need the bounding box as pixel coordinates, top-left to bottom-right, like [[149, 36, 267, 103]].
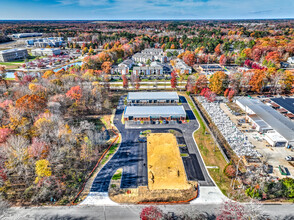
[[209, 71, 228, 94], [35, 159, 51, 183]]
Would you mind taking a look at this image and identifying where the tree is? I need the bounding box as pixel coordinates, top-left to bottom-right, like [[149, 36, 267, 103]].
[[82, 47, 88, 55], [171, 71, 177, 89], [209, 71, 228, 95], [283, 70, 294, 92], [101, 61, 112, 74], [15, 95, 47, 115], [282, 178, 294, 198], [249, 70, 266, 93], [0, 128, 12, 143], [140, 206, 163, 220], [35, 159, 52, 183], [228, 89, 235, 102], [219, 54, 227, 66], [195, 75, 208, 93], [217, 200, 245, 220], [215, 43, 221, 56], [122, 74, 128, 89], [66, 86, 82, 103], [183, 53, 196, 66], [186, 75, 196, 93], [135, 75, 141, 90]]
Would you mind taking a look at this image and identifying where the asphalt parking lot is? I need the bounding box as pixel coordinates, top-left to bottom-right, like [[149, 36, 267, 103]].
[[90, 95, 214, 193]]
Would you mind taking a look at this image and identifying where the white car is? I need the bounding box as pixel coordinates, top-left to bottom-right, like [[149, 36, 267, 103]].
[[285, 156, 293, 161]]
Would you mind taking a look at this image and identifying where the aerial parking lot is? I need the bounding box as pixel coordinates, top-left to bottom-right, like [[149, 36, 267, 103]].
[[88, 93, 214, 204]]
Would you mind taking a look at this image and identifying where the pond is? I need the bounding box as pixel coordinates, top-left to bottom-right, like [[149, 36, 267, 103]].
[[53, 61, 83, 72], [4, 61, 83, 79]]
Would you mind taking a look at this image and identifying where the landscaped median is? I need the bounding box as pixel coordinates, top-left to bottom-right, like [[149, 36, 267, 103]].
[[182, 93, 232, 196]]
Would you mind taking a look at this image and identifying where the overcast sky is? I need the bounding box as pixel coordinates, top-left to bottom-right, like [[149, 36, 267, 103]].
[[1, 0, 293, 20]]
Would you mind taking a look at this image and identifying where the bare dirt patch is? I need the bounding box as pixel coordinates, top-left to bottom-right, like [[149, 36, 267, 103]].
[[109, 133, 197, 203], [147, 133, 190, 190]]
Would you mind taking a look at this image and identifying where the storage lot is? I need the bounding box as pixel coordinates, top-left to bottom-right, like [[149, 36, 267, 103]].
[[220, 103, 294, 179]]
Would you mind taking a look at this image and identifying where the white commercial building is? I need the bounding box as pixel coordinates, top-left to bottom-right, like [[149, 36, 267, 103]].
[[236, 98, 294, 147], [31, 48, 61, 56], [264, 132, 288, 147], [0, 48, 28, 62]]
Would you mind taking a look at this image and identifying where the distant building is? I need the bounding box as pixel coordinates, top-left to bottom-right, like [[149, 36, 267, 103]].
[[115, 59, 134, 74], [174, 59, 192, 74], [287, 57, 294, 64], [127, 92, 179, 104], [0, 48, 28, 62], [11, 33, 43, 38], [133, 66, 163, 76], [141, 48, 163, 56], [198, 64, 224, 76], [31, 48, 61, 56], [132, 48, 166, 64], [27, 37, 64, 48], [132, 53, 154, 63]]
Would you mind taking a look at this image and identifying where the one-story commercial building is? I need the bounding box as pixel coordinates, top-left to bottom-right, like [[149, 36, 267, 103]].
[[124, 105, 186, 122], [127, 92, 179, 104], [236, 98, 294, 147]]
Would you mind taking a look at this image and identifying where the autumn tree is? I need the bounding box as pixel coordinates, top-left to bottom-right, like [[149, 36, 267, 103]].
[[140, 206, 163, 220], [195, 75, 208, 93], [249, 70, 266, 93], [101, 61, 112, 74], [219, 54, 227, 66], [135, 75, 141, 90], [15, 95, 47, 116], [35, 159, 51, 183], [283, 70, 294, 93], [122, 74, 128, 89], [171, 71, 177, 89], [186, 75, 196, 94], [214, 43, 221, 56], [66, 86, 82, 103], [209, 71, 228, 94]]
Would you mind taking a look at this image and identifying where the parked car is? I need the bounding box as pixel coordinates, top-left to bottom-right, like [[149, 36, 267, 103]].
[[285, 156, 294, 161]]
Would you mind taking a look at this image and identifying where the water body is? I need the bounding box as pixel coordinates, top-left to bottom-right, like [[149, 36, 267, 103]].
[[53, 61, 83, 72], [4, 61, 83, 78]]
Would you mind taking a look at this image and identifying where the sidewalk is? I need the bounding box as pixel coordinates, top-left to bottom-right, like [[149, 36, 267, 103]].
[[79, 192, 119, 206], [190, 186, 228, 204]]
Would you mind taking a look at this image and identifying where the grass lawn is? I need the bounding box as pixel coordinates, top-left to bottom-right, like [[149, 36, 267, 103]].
[[112, 171, 122, 180], [5, 78, 15, 81], [183, 93, 231, 196]]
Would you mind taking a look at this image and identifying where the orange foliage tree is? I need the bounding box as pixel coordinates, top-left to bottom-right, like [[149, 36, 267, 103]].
[[66, 86, 82, 103], [249, 70, 266, 93], [15, 94, 47, 115]]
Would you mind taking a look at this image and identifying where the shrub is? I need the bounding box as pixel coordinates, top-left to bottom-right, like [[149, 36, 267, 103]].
[[223, 163, 236, 178]]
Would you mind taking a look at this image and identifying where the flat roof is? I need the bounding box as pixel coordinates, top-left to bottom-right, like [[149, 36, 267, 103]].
[[237, 98, 294, 142], [127, 92, 179, 101], [124, 106, 186, 118], [248, 114, 272, 130], [271, 98, 294, 114], [0, 48, 27, 53], [265, 132, 287, 142]]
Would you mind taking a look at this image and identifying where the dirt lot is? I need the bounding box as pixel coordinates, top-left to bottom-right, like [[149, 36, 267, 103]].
[[147, 133, 190, 190], [220, 103, 294, 179]]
